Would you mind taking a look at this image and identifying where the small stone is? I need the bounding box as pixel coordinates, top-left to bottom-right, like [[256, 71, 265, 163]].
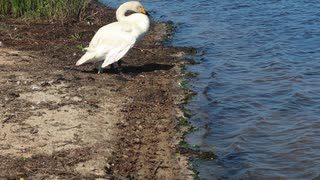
[[105, 163, 111, 169], [71, 96, 82, 102], [31, 85, 41, 91], [48, 80, 55, 84]]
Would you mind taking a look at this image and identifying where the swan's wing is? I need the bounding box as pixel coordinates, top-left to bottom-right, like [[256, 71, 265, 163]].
[[101, 42, 134, 68], [89, 22, 134, 49], [85, 22, 136, 68]]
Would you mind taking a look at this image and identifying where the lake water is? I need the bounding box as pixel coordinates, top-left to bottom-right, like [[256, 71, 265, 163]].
[[101, 0, 320, 179]]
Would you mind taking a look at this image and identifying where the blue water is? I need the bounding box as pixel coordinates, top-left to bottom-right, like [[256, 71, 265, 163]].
[[101, 0, 320, 179]]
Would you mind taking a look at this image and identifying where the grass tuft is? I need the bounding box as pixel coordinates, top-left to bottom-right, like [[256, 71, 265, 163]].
[[0, 0, 88, 20]]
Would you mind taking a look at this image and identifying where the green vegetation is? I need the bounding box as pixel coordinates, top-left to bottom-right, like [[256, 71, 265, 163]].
[[0, 0, 88, 20], [71, 33, 81, 40], [76, 44, 85, 51]]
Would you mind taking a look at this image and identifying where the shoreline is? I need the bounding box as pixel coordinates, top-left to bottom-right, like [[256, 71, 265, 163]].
[[0, 1, 195, 179]]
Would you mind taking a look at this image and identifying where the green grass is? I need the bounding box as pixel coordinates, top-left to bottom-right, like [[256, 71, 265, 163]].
[[71, 33, 81, 40], [76, 44, 85, 51], [0, 0, 88, 20]]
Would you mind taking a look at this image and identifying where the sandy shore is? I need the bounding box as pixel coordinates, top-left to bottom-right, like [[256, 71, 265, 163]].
[[0, 1, 195, 179]]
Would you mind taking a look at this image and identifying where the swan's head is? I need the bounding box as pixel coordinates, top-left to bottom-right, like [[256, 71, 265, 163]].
[[120, 1, 149, 15], [132, 1, 149, 15]]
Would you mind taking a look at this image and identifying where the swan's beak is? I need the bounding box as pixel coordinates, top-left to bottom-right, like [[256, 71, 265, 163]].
[[141, 8, 149, 16]]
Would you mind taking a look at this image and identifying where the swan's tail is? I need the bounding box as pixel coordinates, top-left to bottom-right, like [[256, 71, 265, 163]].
[[76, 50, 96, 66]]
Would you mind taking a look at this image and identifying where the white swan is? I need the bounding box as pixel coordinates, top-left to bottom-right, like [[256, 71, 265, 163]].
[[76, 1, 150, 73]]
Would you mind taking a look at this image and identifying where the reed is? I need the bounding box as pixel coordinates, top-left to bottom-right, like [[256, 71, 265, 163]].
[[0, 0, 88, 20], [0, 0, 10, 15]]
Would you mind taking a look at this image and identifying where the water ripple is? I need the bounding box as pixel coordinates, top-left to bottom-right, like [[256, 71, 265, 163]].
[[103, 0, 320, 179]]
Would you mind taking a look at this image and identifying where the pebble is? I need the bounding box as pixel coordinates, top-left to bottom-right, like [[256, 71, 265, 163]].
[[31, 86, 41, 91], [71, 96, 82, 102], [105, 163, 111, 169]]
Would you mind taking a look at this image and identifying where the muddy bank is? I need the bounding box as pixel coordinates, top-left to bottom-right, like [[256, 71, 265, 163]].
[[0, 1, 195, 179]]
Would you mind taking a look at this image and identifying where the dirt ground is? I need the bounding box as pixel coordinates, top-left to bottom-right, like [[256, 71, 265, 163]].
[[0, 1, 196, 179]]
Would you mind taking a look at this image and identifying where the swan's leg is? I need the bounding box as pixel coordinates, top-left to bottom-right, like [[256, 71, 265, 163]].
[[110, 64, 116, 71], [117, 60, 123, 72], [98, 61, 104, 74]]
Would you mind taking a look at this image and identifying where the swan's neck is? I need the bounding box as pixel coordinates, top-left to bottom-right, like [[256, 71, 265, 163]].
[[116, 3, 130, 21]]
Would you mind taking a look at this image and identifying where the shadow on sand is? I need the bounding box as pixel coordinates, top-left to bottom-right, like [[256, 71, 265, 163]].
[[77, 63, 174, 74]]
